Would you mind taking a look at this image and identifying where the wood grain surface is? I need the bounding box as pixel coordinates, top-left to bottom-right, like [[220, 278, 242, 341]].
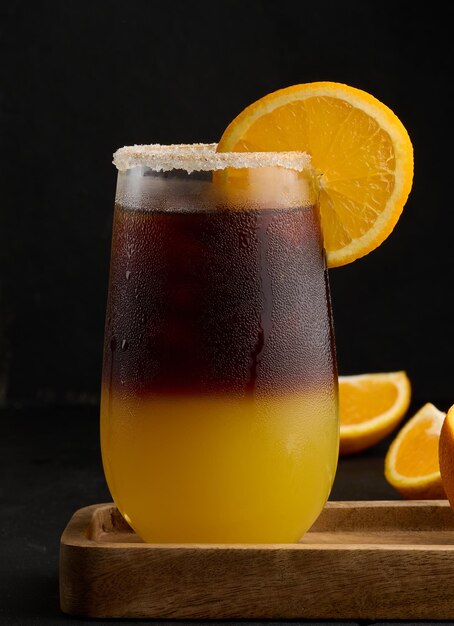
[[59, 500, 454, 619]]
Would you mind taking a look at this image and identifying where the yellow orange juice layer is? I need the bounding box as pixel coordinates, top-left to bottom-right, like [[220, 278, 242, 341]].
[[101, 388, 338, 543]]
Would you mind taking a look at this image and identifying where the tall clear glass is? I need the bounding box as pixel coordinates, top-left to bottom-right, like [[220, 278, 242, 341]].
[[101, 144, 339, 543]]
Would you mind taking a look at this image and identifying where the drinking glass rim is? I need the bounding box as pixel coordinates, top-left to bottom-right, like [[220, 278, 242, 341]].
[[113, 143, 312, 174]]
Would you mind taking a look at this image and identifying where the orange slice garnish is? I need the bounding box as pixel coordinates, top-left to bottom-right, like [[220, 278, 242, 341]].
[[217, 81, 414, 267]]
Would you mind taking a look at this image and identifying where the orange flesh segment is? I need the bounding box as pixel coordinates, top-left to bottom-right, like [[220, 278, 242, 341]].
[[395, 418, 440, 477], [218, 82, 414, 268], [230, 96, 397, 253], [339, 382, 399, 425]]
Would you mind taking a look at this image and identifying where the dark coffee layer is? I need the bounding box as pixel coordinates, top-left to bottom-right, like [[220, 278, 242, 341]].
[[102, 204, 336, 395]]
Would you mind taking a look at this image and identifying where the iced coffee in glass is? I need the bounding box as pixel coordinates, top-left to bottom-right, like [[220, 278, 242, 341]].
[[101, 144, 338, 543]]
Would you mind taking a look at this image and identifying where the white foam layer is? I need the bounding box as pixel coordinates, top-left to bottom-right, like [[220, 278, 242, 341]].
[[113, 143, 311, 173]]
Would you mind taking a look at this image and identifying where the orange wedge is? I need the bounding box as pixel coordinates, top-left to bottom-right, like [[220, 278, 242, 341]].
[[385, 403, 447, 499], [339, 371, 411, 455], [439, 404, 454, 508], [217, 82, 414, 267]]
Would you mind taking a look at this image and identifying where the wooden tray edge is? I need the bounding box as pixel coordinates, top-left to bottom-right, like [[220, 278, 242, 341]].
[[59, 500, 454, 620]]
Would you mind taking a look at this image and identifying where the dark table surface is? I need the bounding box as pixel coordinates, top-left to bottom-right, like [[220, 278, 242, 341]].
[[1, 403, 451, 625]]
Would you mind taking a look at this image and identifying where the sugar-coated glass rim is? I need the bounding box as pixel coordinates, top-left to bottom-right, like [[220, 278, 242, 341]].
[[113, 143, 311, 173]]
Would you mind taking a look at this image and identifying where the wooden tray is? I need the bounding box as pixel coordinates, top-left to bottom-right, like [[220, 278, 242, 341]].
[[60, 500, 454, 620]]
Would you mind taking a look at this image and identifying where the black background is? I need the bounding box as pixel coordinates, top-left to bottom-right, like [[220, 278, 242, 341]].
[[1, 0, 453, 411]]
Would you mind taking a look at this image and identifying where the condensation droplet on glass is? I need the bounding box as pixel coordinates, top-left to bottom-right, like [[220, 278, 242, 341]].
[[125, 270, 131, 280], [121, 339, 129, 351], [126, 243, 135, 259]]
